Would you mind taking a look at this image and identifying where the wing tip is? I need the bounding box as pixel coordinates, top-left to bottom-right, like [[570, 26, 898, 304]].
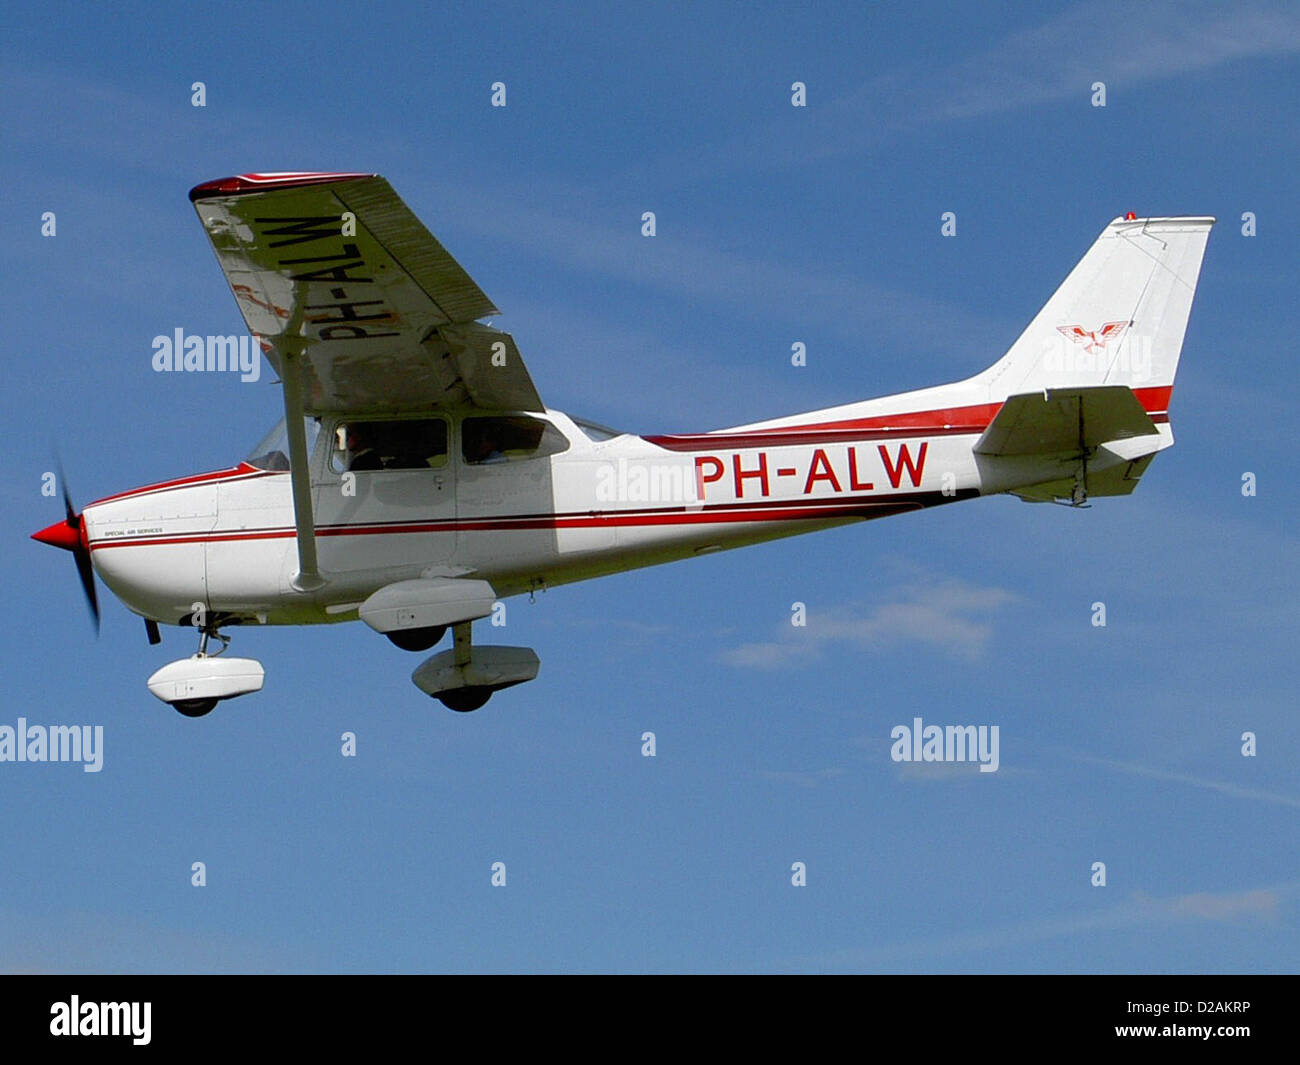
[[189, 171, 377, 202]]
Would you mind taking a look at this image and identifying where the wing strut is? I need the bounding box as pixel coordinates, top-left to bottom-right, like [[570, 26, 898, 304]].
[[278, 346, 326, 591]]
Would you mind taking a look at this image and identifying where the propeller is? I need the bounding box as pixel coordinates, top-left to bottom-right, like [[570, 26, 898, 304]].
[[31, 463, 100, 631]]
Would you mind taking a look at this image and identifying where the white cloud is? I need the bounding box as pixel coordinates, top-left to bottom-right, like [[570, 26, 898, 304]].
[[410, 180, 1000, 362], [1065, 750, 1300, 810], [759, 767, 847, 788], [630, 0, 1300, 188], [797, 882, 1293, 968], [1156, 888, 1280, 921], [722, 577, 1019, 669]]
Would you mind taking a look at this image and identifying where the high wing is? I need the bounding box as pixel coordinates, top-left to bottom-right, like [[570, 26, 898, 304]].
[[190, 170, 543, 590], [189, 171, 543, 415]]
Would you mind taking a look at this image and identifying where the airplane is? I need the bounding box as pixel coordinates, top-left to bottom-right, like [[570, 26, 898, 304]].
[[31, 172, 1214, 716]]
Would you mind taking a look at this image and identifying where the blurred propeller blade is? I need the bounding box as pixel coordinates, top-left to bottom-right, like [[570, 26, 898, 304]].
[[33, 459, 100, 633], [73, 539, 101, 631]]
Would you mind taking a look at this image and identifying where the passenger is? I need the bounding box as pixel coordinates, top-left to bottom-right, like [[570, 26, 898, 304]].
[[467, 427, 506, 465]]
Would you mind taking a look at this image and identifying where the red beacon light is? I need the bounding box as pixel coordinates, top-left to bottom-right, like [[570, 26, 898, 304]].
[[1124, 211, 1137, 220]]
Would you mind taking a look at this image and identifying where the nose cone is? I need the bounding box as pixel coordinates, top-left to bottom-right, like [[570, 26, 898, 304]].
[[32, 517, 84, 552]]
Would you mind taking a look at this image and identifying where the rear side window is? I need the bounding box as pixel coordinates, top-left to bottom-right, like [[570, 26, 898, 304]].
[[462, 415, 569, 465]]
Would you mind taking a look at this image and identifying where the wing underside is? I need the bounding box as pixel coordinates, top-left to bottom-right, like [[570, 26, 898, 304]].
[[190, 171, 543, 415]]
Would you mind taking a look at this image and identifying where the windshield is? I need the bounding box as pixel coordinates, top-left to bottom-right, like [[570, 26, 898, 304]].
[[246, 417, 322, 471], [571, 416, 624, 442]]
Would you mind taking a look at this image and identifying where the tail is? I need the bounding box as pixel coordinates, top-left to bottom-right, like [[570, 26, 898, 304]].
[[971, 215, 1214, 502], [974, 215, 1214, 400]]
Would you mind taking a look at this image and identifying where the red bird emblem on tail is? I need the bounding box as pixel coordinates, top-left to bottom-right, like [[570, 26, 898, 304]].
[[1057, 321, 1128, 354]]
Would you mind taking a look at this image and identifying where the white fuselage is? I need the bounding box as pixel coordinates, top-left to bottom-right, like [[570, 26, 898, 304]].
[[81, 392, 1169, 630]]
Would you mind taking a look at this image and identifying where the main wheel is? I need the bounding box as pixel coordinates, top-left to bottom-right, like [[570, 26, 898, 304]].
[[173, 698, 218, 718], [386, 625, 447, 652], [437, 687, 493, 713]]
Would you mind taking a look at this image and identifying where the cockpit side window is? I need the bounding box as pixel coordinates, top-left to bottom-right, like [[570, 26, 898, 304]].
[[330, 418, 450, 473]]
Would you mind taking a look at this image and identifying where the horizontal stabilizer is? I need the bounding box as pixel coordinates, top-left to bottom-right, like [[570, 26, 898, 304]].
[[974, 386, 1158, 457], [1011, 452, 1157, 502]]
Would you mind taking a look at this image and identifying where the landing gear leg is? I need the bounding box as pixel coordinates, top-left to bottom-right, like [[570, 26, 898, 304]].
[[1070, 470, 1088, 507], [195, 623, 230, 659], [437, 622, 493, 712]]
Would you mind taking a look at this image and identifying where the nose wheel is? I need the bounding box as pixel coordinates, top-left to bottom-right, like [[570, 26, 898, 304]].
[[173, 697, 219, 718], [146, 622, 265, 718]]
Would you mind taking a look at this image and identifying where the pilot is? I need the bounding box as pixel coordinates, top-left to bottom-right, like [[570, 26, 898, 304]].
[[345, 424, 383, 471]]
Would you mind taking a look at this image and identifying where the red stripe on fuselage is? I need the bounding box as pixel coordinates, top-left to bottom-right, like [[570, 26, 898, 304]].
[[644, 386, 1173, 452], [86, 490, 967, 552], [86, 463, 273, 507]]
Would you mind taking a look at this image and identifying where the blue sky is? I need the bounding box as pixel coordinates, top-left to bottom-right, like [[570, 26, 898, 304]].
[[1, 0, 1297, 972]]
